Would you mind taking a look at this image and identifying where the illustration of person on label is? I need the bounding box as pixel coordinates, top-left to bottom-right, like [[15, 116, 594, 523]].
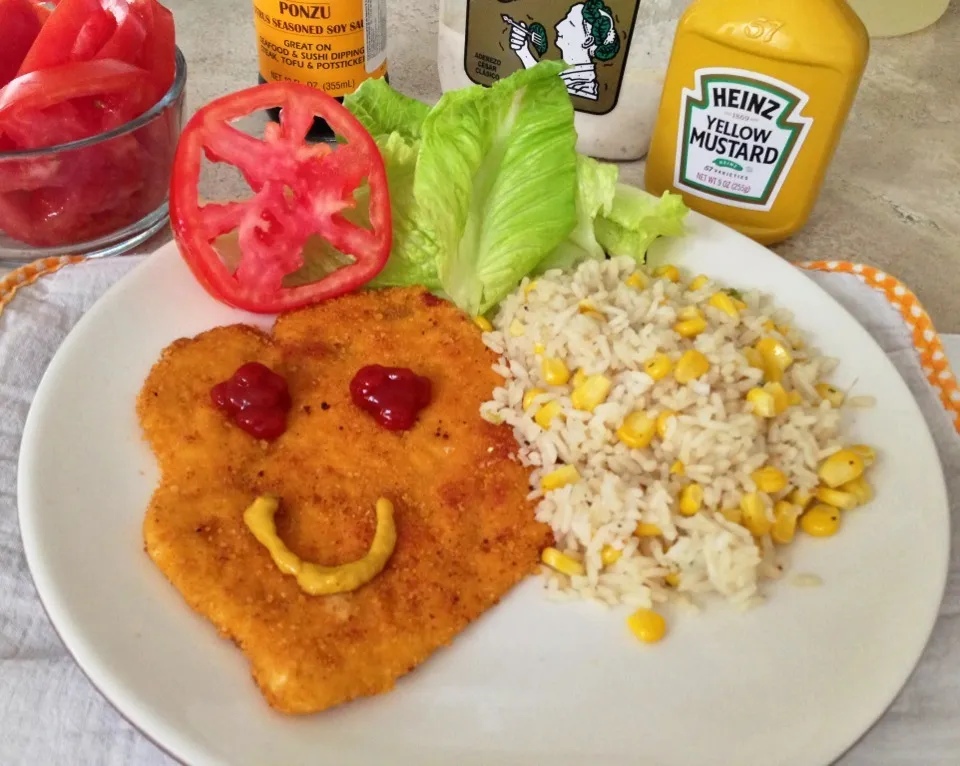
[[505, 0, 620, 101]]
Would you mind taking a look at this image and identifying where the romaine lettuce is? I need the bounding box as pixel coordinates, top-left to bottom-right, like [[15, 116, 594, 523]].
[[344, 64, 688, 314]]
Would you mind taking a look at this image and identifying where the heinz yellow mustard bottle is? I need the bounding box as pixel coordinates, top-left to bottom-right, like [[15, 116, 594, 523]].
[[645, 0, 869, 245]]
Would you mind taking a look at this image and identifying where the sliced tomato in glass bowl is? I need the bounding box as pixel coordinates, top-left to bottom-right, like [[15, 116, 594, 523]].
[[17, 0, 159, 71], [170, 82, 392, 314], [0, 0, 44, 87], [16, 0, 101, 73], [0, 58, 151, 122]]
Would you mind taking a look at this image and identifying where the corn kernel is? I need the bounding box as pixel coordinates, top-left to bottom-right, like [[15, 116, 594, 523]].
[[752, 466, 788, 494], [720, 507, 743, 525], [818, 449, 865, 488], [815, 486, 858, 511], [508, 319, 525, 337], [849, 444, 876, 467], [764, 382, 790, 414], [541, 547, 585, 576], [541, 465, 581, 491], [474, 316, 493, 332], [740, 493, 772, 536], [664, 572, 681, 588], [841, 476, 873, 506], [627, 608, 667, 643], [600, 545, 622, 566], [534, 400, 563, 429], [688, 274, 710, 291], [625, 272, 648, 289], [708, 291, 740, 319], [679, 483, 704, 516], [541, 357, 570, 386], [670, 460, 685, 476], [815, 383, 845, 408], [762, 320, 777, 332], [655, 410, 676, 439], [771, 501, 799, 544], [675, 318, 708, 339], [635, 522, 662, 537], [800, 505, 841, 537], [787, 487, 814, 509], [743, 347, 765, 371], [675, 350, 710, 384], [571, 367, 587, 388], [643, 353, 672, 381], [617, 411, 656, 449], [654, 265, 680, 283], [572, 374, 612, 412], [533, 343, 546, 354], [522, 388, 546, 411], [787, 390, 803, 406], [756, 337, 794, 381], [578, 300, 607, 321], [746, 387, 777, 418]]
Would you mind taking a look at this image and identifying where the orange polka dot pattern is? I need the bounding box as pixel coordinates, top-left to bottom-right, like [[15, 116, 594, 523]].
[[1, 256, 957, 433], [799, 260, 960, 433]]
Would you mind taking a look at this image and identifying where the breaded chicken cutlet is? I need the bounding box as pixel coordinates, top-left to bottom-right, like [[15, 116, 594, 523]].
[[138, 287, 550, 714]]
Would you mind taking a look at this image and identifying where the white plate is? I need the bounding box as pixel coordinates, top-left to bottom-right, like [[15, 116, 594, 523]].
[[19, 216, 949, 766]]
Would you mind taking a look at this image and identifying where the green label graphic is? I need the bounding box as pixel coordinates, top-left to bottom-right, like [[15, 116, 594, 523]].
[[675, 68, 814, 211]]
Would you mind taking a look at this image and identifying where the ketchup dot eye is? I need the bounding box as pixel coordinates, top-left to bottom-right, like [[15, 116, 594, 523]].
[[211, 362, 291, 440], [350, 365, 432, 431]]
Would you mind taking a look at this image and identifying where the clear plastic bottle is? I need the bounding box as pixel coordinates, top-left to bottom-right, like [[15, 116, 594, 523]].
[[438, 0, 690, 160], [846, 0, 949, 37]]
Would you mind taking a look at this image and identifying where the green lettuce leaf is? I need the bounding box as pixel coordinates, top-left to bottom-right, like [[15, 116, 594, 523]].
[[416, 61, 579, 315], [343, 65, 687, 312], [594, 186, 688, 263], [536, 154, 619, 273], [342, 77, 430, 141], [364, 133, 441, 289]]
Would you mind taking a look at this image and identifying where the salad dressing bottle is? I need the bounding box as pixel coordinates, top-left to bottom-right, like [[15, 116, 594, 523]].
[[644, 0, 869, 245]]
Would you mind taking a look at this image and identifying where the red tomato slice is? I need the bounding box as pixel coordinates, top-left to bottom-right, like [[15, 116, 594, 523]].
[[94, 1, 148, 66], [70, 9, 116, 59], [170, 83, 392, 314], [17, 0, 159, 74], [17, 0, 102, 73], [0, 58, 150, 122], [0, 101, 97, 148], [30, 1, 53, 23], [139, 0, 175, 101], [0, 0, 44, 87]]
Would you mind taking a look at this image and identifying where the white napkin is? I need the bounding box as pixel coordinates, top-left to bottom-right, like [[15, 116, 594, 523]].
[[0, 259, 956, 765]]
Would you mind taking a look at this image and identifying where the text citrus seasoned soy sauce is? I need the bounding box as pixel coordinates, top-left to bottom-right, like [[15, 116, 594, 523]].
[[252, 0, 388, 139]]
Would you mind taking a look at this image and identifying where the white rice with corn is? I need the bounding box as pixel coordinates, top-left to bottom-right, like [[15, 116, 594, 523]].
[[480, 256, 874, 617]]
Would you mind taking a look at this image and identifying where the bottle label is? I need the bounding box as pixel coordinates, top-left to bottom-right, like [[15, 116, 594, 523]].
[[674, 67, 813, 211], [464, 0, 641, 116], [252, 0, 388, 98]]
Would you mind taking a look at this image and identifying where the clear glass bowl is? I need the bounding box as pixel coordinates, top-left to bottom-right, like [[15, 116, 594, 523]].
[[0, 48, 187, 262]]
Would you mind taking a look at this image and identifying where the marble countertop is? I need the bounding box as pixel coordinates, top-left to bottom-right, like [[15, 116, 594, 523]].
[[162, 0, 960, 330]]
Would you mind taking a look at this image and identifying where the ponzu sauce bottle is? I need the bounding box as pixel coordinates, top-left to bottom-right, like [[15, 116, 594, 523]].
[[644, 0, 869, 245], [252, 0, 389, 138]]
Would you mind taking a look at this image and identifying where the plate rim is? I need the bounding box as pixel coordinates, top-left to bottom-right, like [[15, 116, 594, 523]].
[[17, 217, 951, 766]]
